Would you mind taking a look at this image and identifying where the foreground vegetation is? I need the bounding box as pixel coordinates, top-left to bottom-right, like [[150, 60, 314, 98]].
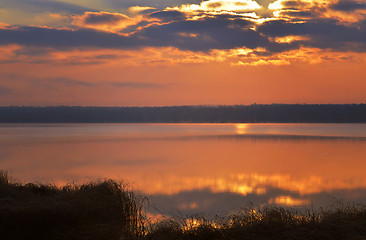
[[0, 171, 145, 240], [1, 170, 366, 240]]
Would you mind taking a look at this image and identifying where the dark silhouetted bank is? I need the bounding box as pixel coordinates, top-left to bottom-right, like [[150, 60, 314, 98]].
[[0, 104, 366, 123]]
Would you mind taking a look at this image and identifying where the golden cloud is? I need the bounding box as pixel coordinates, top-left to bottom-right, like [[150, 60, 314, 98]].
[[3, 44, 365, 67], [267, 0, 366, 22], [128, 6, 156, 14], [72, 11, 143, 32], [170, 0, 262, 15]]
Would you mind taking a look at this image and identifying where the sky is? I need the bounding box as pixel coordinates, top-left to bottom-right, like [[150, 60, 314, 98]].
[[0, 0, 365, 106]]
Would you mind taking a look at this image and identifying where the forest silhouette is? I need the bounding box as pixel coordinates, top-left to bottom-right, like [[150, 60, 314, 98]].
[[1, 104, 366, 123]]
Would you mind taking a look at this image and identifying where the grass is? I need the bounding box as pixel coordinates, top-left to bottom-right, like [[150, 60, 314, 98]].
[[1, 170, 366, 240], [147, 204, 366, 240], [0, 170, 145, 240]]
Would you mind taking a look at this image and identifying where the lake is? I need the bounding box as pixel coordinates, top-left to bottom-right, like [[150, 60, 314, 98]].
[[1, 123, 366, 218]]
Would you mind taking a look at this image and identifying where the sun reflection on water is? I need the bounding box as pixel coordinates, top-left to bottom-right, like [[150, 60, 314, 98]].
[[235, 124, 249, 134], [270, 196, 310, 206], [2, 123, 366, 215]]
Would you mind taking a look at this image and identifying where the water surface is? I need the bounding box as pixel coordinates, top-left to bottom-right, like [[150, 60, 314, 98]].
[[1, 123, 366, 217]]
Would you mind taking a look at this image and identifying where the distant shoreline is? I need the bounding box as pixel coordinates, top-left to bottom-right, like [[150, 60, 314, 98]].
[[1, 104, 366, 123]]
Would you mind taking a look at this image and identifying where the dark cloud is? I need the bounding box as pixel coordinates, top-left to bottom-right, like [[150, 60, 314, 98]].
[[279, 10, 318, 18], [0, 74, 96, 88], [279, 0, 310, 9], [13, 46, 53, 57], [130, 15, 270, 51], [0, 0, 203, 15], [330, 0, 366, 12], [0, 73, 163, 92], [0, 17, 269, 52], [258, 19, 366, 52], [0, 0, 93, 14], [0, 85, 11, 94], [0, 26, 131, 49], [149, 10, 187, 22], [46, 77, 96, 87], [121, 20, 154, 34], [94, 54, 119, 60], [109, 82, 164, 88], [81, 12, 129, 25], [272, 1, 327, 19], [1, 13, 366, 54]]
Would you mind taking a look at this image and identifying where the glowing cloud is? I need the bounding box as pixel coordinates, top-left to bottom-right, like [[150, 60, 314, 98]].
[[268, 0, 330, 19], [72, 11, 142, 32], [128, 6, 156, 14], [1, 0, 366, 67], [171, 0, 262, 15]]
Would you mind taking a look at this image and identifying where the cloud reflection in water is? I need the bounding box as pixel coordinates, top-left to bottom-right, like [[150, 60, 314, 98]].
[[0, 123, 366, 217]]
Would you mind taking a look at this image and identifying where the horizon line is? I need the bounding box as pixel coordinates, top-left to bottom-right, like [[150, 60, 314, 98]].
[[1, 103, 365, 108]]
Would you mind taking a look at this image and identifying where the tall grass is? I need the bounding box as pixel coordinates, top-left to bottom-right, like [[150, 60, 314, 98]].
[[1, 170, 366, 240], [146, 204, 366, 240], [0, 170, 145, 240]]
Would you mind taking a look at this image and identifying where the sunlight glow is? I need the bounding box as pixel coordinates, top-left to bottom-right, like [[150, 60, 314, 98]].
[[270, 196, 310, 206], [72, 11, 143, 32], [235, 124, 249, 134], [273, 36, 310, 43], [120, 173, 366, 197], [236, 185, 253, 195], [171, 0, 261, 14], [128, 6, 156, 14]]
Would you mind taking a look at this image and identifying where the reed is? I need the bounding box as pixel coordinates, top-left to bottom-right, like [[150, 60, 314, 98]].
[[0, 170, 146, 240], [146, 204, 366, 240]]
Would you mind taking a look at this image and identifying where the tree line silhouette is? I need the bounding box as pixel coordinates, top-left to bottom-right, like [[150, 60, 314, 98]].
[[0, 104, 365, 123]]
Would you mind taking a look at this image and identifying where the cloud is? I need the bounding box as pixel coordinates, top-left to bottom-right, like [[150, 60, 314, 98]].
[[171, 0, 262, 16], [149, 10, 187, 22], [268, 0, 330, 19], [0, 73, 163, 90], [129, 6, 156, 14], [255, 0, 278, 8], [0, 73, 96, 88], [81, 12, 130, 25], [0, 26, 130, 49], [72, 11, 142, 32], [330, 0, 366, 12], [45, 77, 96, 87], [258, 19, 366, 52], [109, 82, 164, 88], [13, 46, 53, 57], [130, 15, 271, 51], [100, 0, 203, 11], [279, 0, 309, 8], [1, 4, 366, 57], [0, 85, 11, 94], [0, 0, 93, 14]]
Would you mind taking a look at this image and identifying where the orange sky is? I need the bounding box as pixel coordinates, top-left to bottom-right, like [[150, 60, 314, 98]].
[[0, 0, 365, 106]]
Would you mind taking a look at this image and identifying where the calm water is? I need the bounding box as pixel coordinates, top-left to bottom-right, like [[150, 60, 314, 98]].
[[1, 123, 366, 217]]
